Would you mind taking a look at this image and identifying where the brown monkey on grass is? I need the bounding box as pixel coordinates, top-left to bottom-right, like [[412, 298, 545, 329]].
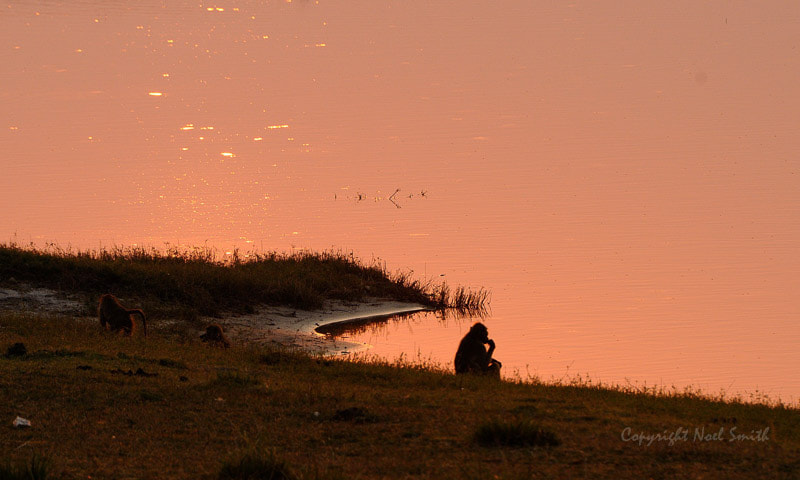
[[98, 294, 147, 337], [200, 323, 231, 348], [454, 322, 501, 377]]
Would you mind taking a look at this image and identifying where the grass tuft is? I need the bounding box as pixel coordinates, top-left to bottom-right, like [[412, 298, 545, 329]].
[[157, 358, 187, 369], [0, 454, 51, 480], [211, 371, 262, 388], [475, 419, 561, 448], [218, 450, 297, 480]]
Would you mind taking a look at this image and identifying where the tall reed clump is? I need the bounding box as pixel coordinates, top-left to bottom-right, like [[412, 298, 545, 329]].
[[0, 243, 489, 318], [429, 282, 490, 313]]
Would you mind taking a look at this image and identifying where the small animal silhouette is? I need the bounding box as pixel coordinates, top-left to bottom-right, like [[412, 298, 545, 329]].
[[98, 294, 147, 336], [200, 323, 231, 348]]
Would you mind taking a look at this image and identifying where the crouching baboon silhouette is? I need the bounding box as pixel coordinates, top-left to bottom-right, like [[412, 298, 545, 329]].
[[98, 294, 147, 337], [200, 323, 231, 348], [454, 322, 501, 377]]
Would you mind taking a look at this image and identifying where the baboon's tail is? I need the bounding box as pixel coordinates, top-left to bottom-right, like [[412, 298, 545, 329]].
[[129, 309, 147, 337]]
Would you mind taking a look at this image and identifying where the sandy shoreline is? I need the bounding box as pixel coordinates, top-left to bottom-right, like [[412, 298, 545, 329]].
[[214, 299, 431, 355], [0, 285, 428, 354]]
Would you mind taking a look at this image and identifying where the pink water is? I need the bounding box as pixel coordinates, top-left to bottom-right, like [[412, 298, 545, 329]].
[[2, 1, 799, 403]]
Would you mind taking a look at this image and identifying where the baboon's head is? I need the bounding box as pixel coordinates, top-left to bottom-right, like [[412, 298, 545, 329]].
[[201, 324, 223, 340], [469, 322, 489, 343]]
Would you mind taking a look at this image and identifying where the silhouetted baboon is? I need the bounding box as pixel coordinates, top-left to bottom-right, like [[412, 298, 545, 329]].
[[98, 294, 147, 337], [200, 323, 231, 348], [454, 322, 501, 377]]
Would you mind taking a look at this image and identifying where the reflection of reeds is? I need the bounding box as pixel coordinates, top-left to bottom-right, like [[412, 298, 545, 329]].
[[315, 306, 488, 339], [0, 243, 489, 319], [315, 310, 429, 337]]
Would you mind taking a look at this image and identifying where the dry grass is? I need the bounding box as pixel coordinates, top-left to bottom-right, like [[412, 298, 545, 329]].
[[1, 311, 798, 479], [0, 243, 489, 321]]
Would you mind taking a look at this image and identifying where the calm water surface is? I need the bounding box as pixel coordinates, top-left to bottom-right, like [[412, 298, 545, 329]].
[[2, 1, 799, 402]]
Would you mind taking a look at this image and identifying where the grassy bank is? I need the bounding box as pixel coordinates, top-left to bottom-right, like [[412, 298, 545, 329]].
[[1, 244, 798, 478], [0, 243, 488, 320], [1, 311, 798, 479]]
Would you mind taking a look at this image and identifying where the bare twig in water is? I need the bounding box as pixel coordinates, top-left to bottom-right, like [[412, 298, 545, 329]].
[[388, 188, 402, 209]]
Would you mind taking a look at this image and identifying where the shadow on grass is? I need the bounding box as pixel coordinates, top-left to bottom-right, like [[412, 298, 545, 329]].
[[475, 419, 561, 448], [209, 371, 262, 388]]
